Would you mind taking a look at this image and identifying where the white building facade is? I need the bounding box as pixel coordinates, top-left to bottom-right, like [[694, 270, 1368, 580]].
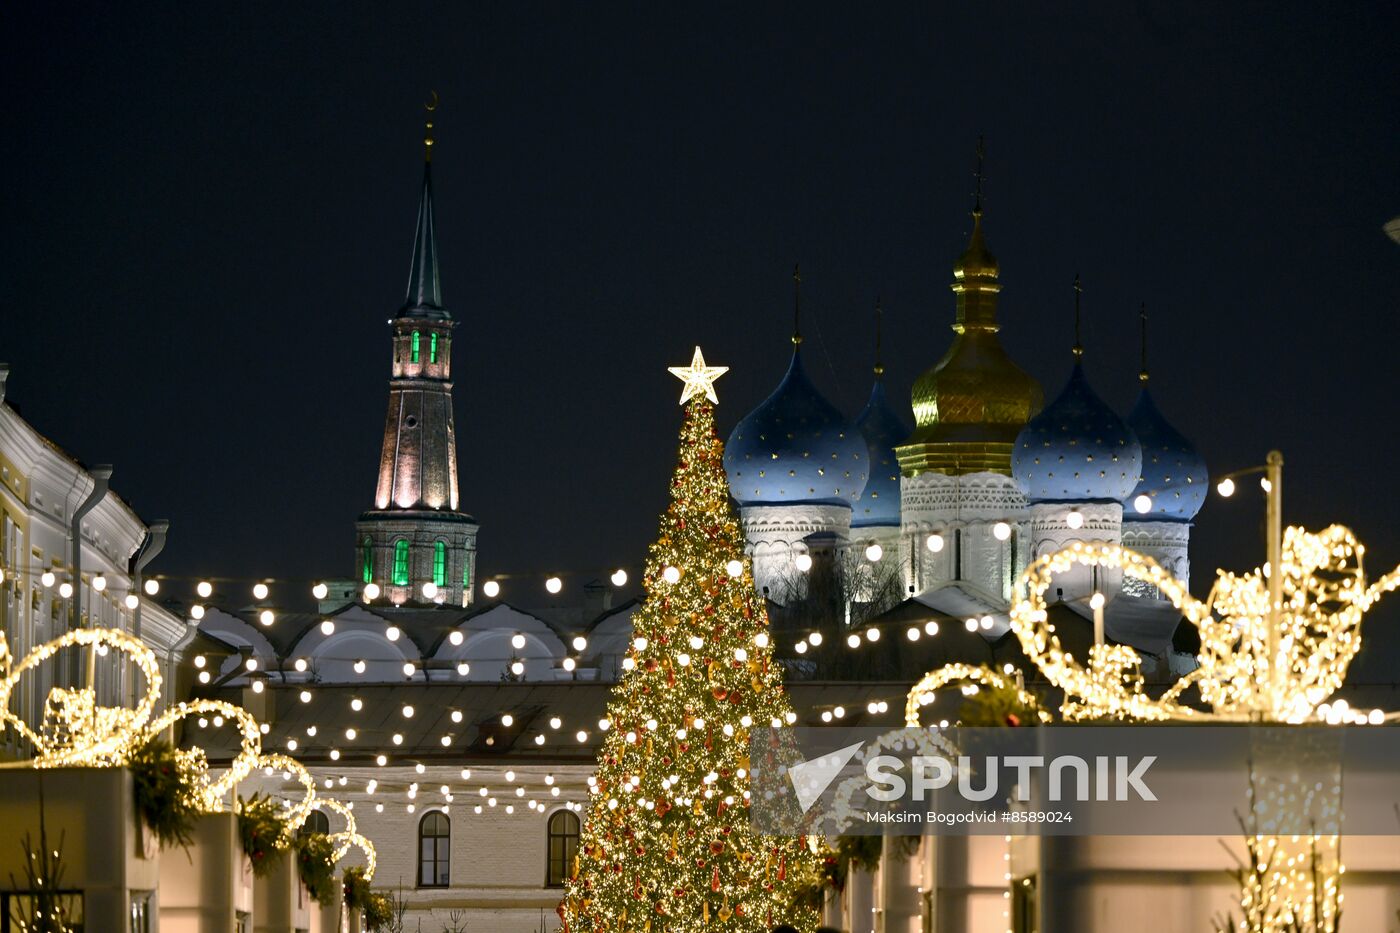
[[0, 364, 190, 757]]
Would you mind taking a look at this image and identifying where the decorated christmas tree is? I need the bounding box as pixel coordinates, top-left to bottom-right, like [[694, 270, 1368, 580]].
[[561, 348, 820, 932]]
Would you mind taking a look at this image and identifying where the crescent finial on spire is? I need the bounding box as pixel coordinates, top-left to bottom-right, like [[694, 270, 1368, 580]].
[[423, 91, 439, 162]]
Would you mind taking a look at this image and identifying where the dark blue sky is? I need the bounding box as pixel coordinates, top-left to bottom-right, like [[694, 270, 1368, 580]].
[[3, 3, 1398, 654]]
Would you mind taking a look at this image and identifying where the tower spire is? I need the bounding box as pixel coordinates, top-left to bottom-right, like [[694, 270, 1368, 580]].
[[1072, 274, 1084, 359], [792, 264, 803, 346], [873, 296, 884, 377], [1139, 302, 1149, 383], [361, 101, 476, 607], [403, 94, 445, 315]]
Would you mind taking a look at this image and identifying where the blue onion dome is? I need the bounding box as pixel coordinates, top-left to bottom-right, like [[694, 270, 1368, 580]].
[[853, 379, 908, 527], [1012, 364, 1143, 503], [1122, 388, 1207, 520], [725, 349, 869, 507]]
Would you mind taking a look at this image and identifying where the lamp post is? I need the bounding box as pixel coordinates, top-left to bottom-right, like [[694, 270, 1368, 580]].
[[1215, 449, 1285, 711]]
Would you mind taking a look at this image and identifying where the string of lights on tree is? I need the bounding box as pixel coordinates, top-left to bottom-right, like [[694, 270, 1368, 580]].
[[561, 348, 822, 932]]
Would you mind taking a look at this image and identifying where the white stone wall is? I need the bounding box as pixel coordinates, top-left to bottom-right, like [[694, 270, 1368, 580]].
[[898, 471, 1029, 601], [294, 762, 592, 933], [1122, 520, 1191, 594], [737, 502, 852, 603], [1027, 501, 1124, 604]]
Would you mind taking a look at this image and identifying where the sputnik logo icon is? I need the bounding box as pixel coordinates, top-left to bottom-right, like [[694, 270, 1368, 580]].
[[787, 740, 865, 813]]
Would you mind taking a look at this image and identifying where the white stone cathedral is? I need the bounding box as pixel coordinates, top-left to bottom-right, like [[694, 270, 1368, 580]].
[[723, 199, 1208, 655]]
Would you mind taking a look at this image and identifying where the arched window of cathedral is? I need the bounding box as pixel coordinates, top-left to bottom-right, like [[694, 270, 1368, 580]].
[[392, 539, 410, 587], [361, 536, 374, 584], [429, 332, 439, 364], [418, 810, 450, 887], [411, 331, 421, 364], [298, 809, 331, 838], [545, 809, 580, 887], [433, 541, 447, 588]]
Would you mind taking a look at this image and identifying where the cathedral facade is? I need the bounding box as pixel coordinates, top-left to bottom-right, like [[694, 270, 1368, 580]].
[[723, 195, 1208, 665]]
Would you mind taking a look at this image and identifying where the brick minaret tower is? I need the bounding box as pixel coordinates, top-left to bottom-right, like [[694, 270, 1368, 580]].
[[356, 103, 478, 606]]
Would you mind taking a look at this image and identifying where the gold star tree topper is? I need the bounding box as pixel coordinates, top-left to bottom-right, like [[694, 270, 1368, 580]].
[[668, 346, 728, 405]]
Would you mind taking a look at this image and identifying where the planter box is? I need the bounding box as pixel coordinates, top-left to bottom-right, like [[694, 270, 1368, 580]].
[[159, 811, 255, 932], [0, 767, 160, 933], [253, 849, 311, 933], [309, 881, 344, 933]]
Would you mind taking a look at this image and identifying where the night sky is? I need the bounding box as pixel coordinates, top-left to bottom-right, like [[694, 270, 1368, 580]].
[[3, 4, 1399, 658]]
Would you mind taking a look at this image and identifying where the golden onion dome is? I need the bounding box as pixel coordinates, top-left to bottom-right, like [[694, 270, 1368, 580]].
[[895, 210, 1043, 476]]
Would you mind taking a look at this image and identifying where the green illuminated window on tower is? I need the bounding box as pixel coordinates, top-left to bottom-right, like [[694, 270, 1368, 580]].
[[392, 540, 410, 586], [462, 551, 471, 589], [433, 541, 447, 588], [411, 331, 421, 363], [430, 332, 438, 363], [360, 537, 373, 584]]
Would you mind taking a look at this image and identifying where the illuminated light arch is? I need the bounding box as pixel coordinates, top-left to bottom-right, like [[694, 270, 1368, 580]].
[[321, 797, 357, 837], [903, 663, 1052, 728], [252, 752, 317, 843], [141, 699, 263, 811], [329, 830, 378, 881], [1007, 526, 1400, 723], [0, 627, 162, 768]]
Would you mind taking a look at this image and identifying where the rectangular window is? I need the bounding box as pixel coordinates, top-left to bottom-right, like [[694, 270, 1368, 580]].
[[393, 541, 410, 587], [432, 541, 446, 588], [411, 331, 421, 363], [462, 552, 470, 589], [546, 812, 580, 887], [429, 332, 438, 363]]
